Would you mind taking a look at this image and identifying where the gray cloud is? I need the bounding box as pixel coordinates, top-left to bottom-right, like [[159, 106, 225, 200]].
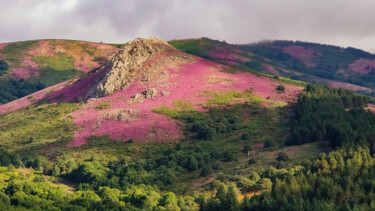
[[1, 0, 375, 52]]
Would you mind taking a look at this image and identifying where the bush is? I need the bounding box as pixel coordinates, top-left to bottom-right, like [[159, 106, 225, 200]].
[[264, 140, 275, 148], [243, 144, 253, 153], [222, 151, 236, 162], [200, 165, 213, 177], [241, 133, 250, 140], [276, 152, 289, 161], [276, 85, 285, 92], [248, 158, 257, 165]]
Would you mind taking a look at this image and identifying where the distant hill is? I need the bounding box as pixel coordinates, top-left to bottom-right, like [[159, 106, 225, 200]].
[[169, 38, 375, 95], [0, 39, 121, 104]]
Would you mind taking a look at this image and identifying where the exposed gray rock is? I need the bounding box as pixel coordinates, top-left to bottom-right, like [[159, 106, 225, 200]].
[[133, 93, 144, 101], [86, 37, 172, 99], [144, 88, 157, 99]]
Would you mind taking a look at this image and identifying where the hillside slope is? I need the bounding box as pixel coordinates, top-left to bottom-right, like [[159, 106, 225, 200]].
[[2, 37, 375, 210], [0, 39, 121, 104], [169, 38, 375, 95], [0, 37, 302, 146]]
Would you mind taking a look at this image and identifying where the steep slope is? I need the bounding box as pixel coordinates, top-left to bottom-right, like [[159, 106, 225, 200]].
[[0, 39, 121, 104], [0, 37, 302, 148], [170, 38, 375, 95]]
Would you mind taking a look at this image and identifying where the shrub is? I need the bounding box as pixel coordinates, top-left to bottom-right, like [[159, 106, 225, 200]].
[[241, 133, 250, 140], [264, 140, 276, 148], [276, 85, 285, 92], [276, 152, 289, 161], [248, 158, 257, 165], [242, 144, 253, 153], [222, 151, 236, 162], [200, 165, 213, 177]]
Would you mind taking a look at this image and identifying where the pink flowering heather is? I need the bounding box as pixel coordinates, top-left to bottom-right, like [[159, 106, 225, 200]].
[[282, 46, 322, 67], [348, 58, 375, 74], [21, 56, 39, 69], [66, 57, 302, 146], [48, 69, 107, 103], [12, 68, 40, 80], [27, 40, 55, 57], [328, 80, 372, 92], [0, 43, 7, 50]]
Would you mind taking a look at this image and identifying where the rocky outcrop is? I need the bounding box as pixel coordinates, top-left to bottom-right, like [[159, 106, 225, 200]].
[[86, 37, 173, 99], [132, 88, 158, 102]]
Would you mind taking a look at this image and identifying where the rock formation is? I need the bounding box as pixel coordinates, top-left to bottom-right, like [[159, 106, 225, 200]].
[[85, 37, 174, 99]]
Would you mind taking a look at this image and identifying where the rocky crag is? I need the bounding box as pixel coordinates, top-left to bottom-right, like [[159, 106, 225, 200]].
[[86, 37, 183, 99]]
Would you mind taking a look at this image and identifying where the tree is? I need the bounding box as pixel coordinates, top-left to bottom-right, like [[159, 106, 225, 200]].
[[243, 144, 252, 153], [159, 192, 180, 211], [276, 152, 289, 161], [260, 178, 272, 191]]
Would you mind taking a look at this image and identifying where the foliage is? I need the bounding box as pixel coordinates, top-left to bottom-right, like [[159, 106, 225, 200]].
[[32, 53, 75, 71], [0, 79, 45, 104], [0, 60, 9, 76], [276, 85, 285, 92], [95, 102, 111, 110], [290, 84, 371, 147], [203, 90, 265, 107], [0, 102, 78, 153]]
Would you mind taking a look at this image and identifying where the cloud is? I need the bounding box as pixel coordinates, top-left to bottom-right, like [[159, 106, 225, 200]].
[[0, 0, 375, 52]]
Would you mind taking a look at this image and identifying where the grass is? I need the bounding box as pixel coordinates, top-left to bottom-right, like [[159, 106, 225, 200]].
[[32, 53, 75, 71], [0, 102, 79, 154], [0, 40, 38, 67], [203, 90, 266, 107], [169, 39, 218, 58], [28, 68, 80, 87], [94, 102, 111, 110]]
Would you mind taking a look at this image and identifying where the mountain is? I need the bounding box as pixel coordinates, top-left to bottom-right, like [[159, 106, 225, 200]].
[[0, 39, 121, 104], [170, 38, 375, 95], [1, 37, 375, 210]]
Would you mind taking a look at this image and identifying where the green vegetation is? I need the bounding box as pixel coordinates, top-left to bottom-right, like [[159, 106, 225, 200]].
[[0, 102, 78, 153], [0, 40, 38, 65], [203, 90, 265, 107], [276, 85, 285, 92], [169, 38, 218, 58], [290, 84, 370, 147], [2, 38, 375, 209], [0, 79, 45, 104], [240, 41, 375, 90], [30, 68, 80, 87], [2, 83, 374, 209], [95, 102, 111, 110], [32, 53, 75, 71], [0, 61, 8, 76]]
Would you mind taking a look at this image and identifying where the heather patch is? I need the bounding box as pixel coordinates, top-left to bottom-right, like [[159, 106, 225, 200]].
[[12, 68, 40, 80], [348, 58, 375, 74], [65, 58, 301, 146], [1, 40, 38, 65]]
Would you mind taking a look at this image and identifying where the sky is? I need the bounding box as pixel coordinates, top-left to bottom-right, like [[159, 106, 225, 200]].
[[1, 0, 375, 52]]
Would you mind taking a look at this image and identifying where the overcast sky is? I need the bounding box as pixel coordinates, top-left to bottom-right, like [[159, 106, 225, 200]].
[[1, 0, 375, 52]]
